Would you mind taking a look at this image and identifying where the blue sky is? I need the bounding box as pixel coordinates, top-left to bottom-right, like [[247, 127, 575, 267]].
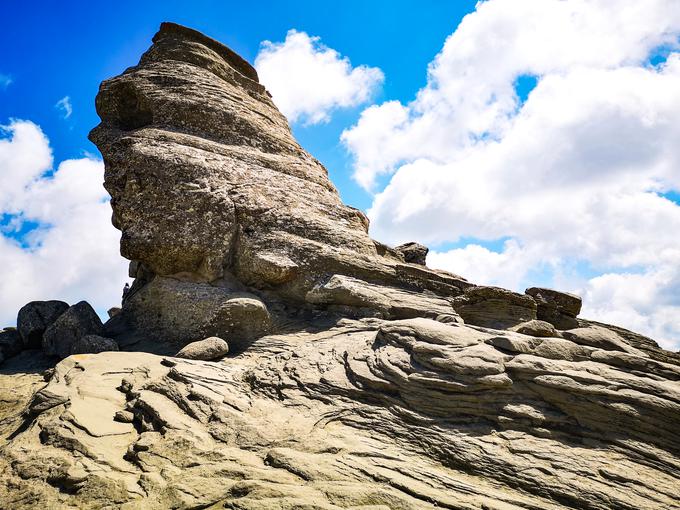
[[3, 0, 680, 349]]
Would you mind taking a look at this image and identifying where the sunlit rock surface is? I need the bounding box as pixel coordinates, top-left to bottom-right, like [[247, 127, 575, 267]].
[[1, 22, 679, 510]]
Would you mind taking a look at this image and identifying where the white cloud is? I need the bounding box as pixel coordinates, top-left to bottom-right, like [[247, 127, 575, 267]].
[[55, 96, 73, 119], [255, 30, 383, 125], [0, 74, 11, 89], [0, 120, 129, 326], [342, 0, 680, 350]]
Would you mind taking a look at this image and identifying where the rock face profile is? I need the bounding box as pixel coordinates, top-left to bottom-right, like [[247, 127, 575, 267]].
[[1, 22, 679, 510]]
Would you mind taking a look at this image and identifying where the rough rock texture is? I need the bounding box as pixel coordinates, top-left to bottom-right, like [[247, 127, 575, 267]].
[[526, 287, 582, 330], [1, 319, 679, 509], [452, 286, 537, 329], [17, 300, 69, 349], [69, 335, 119, 355], [0, 328, 23, 364], [88, 21, 471, 348], [1, 22, 679, 510], [42, 301, 105, 359], [510, 319, 559, 338], [394, 242, 429, 266], [175, 336, 229, 360]]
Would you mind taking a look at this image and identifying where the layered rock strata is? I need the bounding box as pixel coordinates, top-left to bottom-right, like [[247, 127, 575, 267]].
[[1, 22, 679, 510], [88, 22, 472, 350]]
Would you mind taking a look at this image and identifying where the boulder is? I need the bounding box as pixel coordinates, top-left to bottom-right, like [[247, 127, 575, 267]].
[[121, 276, 271, 352], [307, 274, 458, 319], [42, 301, 105, 359], [525, 287, 582, 330], [452, 286, 537, 329], [175, 336, 229, 360], [69, 335, 119, 355], [0, 328, 23, 364], [510, 319, 559, 337], [562, 325, 643, 355], [107, 307, 121, 318], [394, 241, 429, 266], [16, 300, 69, 348]]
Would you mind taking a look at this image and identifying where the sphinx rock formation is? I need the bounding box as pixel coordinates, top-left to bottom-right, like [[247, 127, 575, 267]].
[[1, 23, 680, 510]]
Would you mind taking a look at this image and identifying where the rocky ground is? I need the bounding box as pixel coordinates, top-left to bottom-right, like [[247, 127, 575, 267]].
[[1, 22, 679, 509]]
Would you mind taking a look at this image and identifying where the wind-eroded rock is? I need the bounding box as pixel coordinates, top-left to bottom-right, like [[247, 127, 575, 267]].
[[1, 22, 679, 510], [42, 301, 105, 359], [88, 21, 471, 348], [17, 300, 69, 349], [1, 317, 679, 509]]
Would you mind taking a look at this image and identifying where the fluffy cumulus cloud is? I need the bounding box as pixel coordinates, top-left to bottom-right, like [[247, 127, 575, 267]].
[[0, 120, 128, 326], [342, 0, 680, 349], [255, 30, 383, 125]]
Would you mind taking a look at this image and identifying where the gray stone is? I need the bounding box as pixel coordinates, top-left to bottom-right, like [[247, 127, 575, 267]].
[[69, 335, 119, 355], [0, 328, 23, 363], [307, 274, 458, 320], [42, 301, 105, 359], [17, 300, 69, 348], [175, 336, 229, 361], [525, 287, 582, 330], [121, 276, 271, 352], [510, 319, 559, 338], [107, 307, 121, 318], [88, 21, 472, 352], [394, 241, 429, 265], [452, 286, 537, 329]]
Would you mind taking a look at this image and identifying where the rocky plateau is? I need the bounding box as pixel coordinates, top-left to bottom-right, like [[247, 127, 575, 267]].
[[1, 22, 679, 510]]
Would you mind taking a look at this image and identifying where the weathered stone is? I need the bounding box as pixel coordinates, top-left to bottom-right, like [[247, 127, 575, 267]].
[[562, 325, 643, 354], [88, 21, 471, 353], [122, 276, 271, 352], [452, 286, 537, 329], [1, 22, 679, 510], [42, 301, 105, 359], [175, 336, 229, 360], [526, 287, 582, 330], [510, 319, 559, 338], [113, 410, 134, 423], [394, 241, 429, 266], [307, 274, 458, 319], [69, 335, 119, 355], [0, 328, 23, 364], [107, 307, 121, 318], [2, 319, 678, 510], [17, 300, 69, 348]]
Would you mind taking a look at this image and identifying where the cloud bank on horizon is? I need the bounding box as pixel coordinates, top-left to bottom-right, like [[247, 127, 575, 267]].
[[338, 0, 680, 349]]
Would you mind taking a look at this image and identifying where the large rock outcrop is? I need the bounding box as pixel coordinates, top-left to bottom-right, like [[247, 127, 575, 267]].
[[88, 22, 471, 350], [1, 22, 679, 510]]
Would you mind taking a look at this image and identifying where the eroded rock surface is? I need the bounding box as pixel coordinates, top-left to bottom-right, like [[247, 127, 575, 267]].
[[88, 21, 471, 349], [175, 336, 229, 360], [1, 318, 679, 509], [17, 301, 69, 349], [42, 301, 105, 359], [1, 22, 679, 510]]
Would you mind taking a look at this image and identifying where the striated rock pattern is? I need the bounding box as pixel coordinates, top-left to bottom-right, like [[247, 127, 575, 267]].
[[88, 21, 471, 348], [1, 22, 679, 510]]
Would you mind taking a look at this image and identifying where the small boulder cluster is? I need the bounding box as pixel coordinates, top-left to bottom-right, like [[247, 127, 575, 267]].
[[0, 300, 118, 365]]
